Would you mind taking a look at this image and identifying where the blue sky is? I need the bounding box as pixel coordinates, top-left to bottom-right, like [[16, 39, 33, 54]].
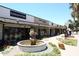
[[0, 3, 71, 25]]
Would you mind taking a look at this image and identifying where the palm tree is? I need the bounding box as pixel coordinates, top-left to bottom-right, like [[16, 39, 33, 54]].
[[70, 3, 79, 33], [70, 3, 75, 21]]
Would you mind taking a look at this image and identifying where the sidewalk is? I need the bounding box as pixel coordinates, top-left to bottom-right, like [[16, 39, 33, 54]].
[[0, 52, 3, 56], [43, 34, 79, 56], [60, 45, 79, 56], [1, 34, 79, 56], [3, 46, 21, 56], [59, 35, 79, 56], [1, 35, 63, 56]]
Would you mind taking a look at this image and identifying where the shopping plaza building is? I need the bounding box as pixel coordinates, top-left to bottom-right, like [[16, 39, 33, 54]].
[[0, 5, 66, 46]]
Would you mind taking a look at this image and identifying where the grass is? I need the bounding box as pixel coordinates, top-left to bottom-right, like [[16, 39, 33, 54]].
[[16, 42, 61, 56], [63, 39, 77, 46]]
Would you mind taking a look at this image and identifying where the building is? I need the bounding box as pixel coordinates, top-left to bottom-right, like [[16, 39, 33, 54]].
[[0, 5, 66, 46]]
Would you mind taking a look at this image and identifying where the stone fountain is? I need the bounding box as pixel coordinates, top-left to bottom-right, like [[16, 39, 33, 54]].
[[17, 29, 47, 52]]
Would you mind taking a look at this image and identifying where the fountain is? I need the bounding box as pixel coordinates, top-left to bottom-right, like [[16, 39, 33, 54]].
[[17, 29, 47, 52]]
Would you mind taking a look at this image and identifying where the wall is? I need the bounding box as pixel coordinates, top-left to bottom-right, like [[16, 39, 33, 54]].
[[0, 23, 3, 40], [0, 6, 25, 21], [0, 6, 10, 18], [4, 23, 30, 28], [34, 17, 49, 25], [0, 6, 34, 23], [26, 15, 34, 22]]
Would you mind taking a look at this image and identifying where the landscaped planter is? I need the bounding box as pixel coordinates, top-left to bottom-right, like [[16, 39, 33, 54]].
[[17, 40, 47, 52]]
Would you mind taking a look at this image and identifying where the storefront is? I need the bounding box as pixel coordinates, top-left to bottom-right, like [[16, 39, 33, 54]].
[[4, 27, 30, 45], [0, 23, 31, 46], [0, 5, 67, 47]]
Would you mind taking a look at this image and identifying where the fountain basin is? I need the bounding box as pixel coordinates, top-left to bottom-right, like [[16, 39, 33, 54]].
[[17, 40, 47, 52]]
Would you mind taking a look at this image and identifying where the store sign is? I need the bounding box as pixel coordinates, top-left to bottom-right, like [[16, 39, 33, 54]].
[[10, 10, 26, 19]]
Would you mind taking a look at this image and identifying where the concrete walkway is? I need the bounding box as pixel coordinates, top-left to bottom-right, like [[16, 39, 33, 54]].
[[0, 35, 62, 56], [60, 45, 79, 56], [0, 52, 3, 56], [1, 34, 79, 56], [60, 35, 79, 56], [3, 46, 21, 56], [43, 34, 79, 56]]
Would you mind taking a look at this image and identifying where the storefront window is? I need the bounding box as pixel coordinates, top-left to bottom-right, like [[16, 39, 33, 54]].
[[3, 27, 30, 45]]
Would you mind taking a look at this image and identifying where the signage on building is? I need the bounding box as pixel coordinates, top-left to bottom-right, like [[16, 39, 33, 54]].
[[10, 10, 26, 19]]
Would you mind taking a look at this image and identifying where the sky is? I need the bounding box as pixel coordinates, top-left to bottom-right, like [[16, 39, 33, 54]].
[[0, 3, 71, 25]]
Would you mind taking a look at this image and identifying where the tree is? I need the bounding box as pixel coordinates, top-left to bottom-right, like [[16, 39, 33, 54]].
[[70, 3, 79, 32], [68, 19, 74, 31]]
